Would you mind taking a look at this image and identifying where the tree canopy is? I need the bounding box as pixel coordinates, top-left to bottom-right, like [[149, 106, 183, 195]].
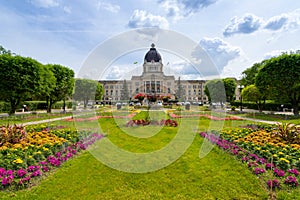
[[255, 52, 300, 115], [240, 62, 265, 86], [241, 84, 265, 112], [223, 78, 237, 102], [73, 78, 102, 108], [204, 79, 226, 104], [0, 54, 43, 114], [45, 64, 75, 113]]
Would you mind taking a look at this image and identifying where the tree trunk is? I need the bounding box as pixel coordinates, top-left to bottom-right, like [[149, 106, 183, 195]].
[[9, 98, 20, 115], [47, 99, 53, 113], [293, 103, 299, 116], [63, 99, 66, 113]]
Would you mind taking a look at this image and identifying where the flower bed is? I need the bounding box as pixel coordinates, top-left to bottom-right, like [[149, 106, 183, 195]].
[[125, 119, 178, 127], [169, 113, 243, 121], [0, 124, 104, 190], [65, 113, 136, 122], [199, 125, 300, 191]]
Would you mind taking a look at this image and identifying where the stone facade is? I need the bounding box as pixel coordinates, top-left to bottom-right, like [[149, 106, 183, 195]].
[[99, 44, 208, 104]]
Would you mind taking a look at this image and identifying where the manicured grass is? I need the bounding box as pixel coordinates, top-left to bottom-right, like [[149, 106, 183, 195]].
[[234, 112, 300, 124], [0, 135, 268, 200], [0, 112, 270, 199], [4, 109, 300, 199], [0, 112, 73, 126]]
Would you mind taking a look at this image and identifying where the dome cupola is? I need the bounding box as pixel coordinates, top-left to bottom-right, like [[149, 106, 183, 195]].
[[144, 43, 162, 62]]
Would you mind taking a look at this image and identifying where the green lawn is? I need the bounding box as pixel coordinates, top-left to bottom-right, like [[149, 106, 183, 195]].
[[233, 112, 300, 124], [1, 110, 300, 199]]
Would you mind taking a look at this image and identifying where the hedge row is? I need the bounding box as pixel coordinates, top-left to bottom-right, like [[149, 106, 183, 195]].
[[0, 101, 73, 113], [230, 101, 293, 111]]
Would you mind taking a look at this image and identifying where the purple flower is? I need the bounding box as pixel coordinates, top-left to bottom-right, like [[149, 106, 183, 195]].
[[27, 166, 36, 172], [42, 166, 49, 172], [254, 168, 265, 175], [284, 176, 298, 187], [265, 163, 275, 170], [242, 156, 249, 162], [274, 168, 285, 177], [39, 161, 48, 166], [2, 176, 13, 186], [0, 168, 6, 176], [256, 158, 266, 164], [31, 170, 41, 177], [267, 179, 280, 189], [288, 168, 299, 176], [17, 169, 27, 178]]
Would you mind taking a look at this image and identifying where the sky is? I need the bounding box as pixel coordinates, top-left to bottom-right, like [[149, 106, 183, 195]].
[[1, 0, 300, 80]]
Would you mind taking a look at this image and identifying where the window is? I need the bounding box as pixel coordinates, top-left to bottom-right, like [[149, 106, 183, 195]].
[[149, 66, 157, 71]]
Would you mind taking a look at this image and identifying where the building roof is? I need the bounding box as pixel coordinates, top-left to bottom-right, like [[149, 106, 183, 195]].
[[144, 43, 162, 62]]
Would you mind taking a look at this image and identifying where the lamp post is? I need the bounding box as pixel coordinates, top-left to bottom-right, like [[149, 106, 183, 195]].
[[238, 85, 244, 112]]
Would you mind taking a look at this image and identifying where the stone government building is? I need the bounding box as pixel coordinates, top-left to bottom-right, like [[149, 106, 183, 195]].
[[99, 44, 210, 104]]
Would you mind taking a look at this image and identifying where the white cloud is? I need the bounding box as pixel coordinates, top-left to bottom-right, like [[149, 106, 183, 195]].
[[224, 9, 300, 37], [97, 1, 120, 13], [199, 37, 241, 71], [158, 0, 218, 20], [30, 0, 59, 8], [223, 14, 263, 37], [264, 14, 289, 30], [128, 10, 169, 29]]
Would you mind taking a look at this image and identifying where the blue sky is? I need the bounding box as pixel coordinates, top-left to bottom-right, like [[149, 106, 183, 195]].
[[1, 0, 300, 80]]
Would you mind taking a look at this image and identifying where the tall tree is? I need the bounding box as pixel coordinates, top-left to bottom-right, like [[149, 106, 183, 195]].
[[256, 52, 300, 115], [204, 79, 226, 104], [223, 78, 237, 102], [73, 78, 99, 108], [46, 64, 74, 113], [241, 84, 265, 112], [240, 62, 265, 86], [0, 54, 43, 114], [95, 82, 104, 102]]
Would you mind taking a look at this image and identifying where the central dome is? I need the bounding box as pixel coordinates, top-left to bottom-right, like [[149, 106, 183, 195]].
[[144, 43, 162, 62]]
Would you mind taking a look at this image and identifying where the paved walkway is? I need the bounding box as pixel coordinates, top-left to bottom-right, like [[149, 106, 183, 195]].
[[21, 116, 72, 126]]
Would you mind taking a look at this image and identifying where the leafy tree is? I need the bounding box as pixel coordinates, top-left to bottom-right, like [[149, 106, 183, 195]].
[[0, 54, 43, 114], [240, 62, 265, 86], [46, 64, 74, 113], [223, 78, 237, 102], [256, 52, 300, 115], [204, 79, 226, 105], [242, 84, 265, 112], [0, 45, 12, 55], [73, 78, 99, 108], [95, 82, 104, 102], [34, 65, 56, 103], [120, 80, 129, 101]]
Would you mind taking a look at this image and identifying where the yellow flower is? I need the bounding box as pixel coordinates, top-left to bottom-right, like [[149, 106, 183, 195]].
[[43, 147, 49, 151], [0, 146, 8, 151], [278, 152, 284, 155], [13, 158, 23, 164], [273, 154, 278, 157]]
